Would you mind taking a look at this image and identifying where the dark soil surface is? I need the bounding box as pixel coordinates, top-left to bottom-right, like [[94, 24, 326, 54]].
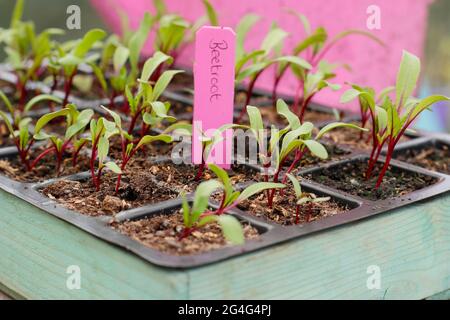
[[285, 144, 351, 169], [108, 135, 174, 160], [394, 143, 450, 175], [40, 169, 177, 216], [148, 162, 258, 193], [0, 148, 90, 183], [324, 123, 411, 151], [307, 159, 437, 201], [238, 188, 350, 225], [161, 96, 193, 119], [111, 209, 259, 255], [167, 72, 194, 93]]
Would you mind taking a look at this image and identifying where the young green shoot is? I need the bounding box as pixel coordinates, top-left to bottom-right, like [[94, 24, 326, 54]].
[[341, 51, 450, 188], [234, 16, 311, 122], [286, 173, 330, 224], [33, 105, 93, 175], [179, 164, 284, 242]]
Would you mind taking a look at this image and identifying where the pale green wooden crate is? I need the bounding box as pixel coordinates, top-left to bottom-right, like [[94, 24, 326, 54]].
[[0, 186, 449, 300]]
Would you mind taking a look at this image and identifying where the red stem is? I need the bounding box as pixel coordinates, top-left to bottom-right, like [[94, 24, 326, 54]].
[[63, 70, 76, 106], [236, 71, 263, 124], [127, 107, 143, 134], [375, 140, 394, 188], [29, 147, 56, 170]]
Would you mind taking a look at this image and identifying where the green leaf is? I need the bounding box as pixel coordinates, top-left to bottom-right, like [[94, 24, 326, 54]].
[[285, 9, 311, 35], [340, 88, 362, 104], [105, 161, 122, 174], [140, 51, 173, 83], [217, 215, 244, 245], [0, 110, 14, 135], [395, 50, 421, 108], [315, 122, 367, 140], [24, 94, 62, 112], [202, 0, 218, 26], [150, 101, 176, 122], [236, 14, 260, 59], [0, 90, 14, 115], [128, 12, 153, 75], [208, 164, 233, 205], [73, 29, 106, 59], [293, 29, 327, 55], [162, 123, 192, 136], [136, 134, 173, 149], [65, 109, 94, 140], [101, 105, 122, 128], [235, 62, 267, 83], [286, 173, 302, 199], [273, 55, 312, 71], [97, 136, 109, 160], [235, 50, 265, 75], [276, 99, 301, 129], [153, 0, 166, 17], [89, 63, 108, 93], [237, 182, 285, 203], [72, 74, 93, 93], [10, 0, 24, 28], [261, 27, 288, 55], [246, 105, 263, 132], [152, 70, 184, 101], [192, 180, 223, 221], [303, 140, 328, 159], [312, 196, 331, 203], [34, 108, 70, 134], [375, 106, 388, 131], [113, 46, 129, 73], [409, 95, 450, 121]]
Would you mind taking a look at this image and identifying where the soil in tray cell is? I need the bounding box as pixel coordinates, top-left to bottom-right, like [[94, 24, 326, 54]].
[[148, 162, 258, 193], [323, 122, 412, 151], [394, 143, 450, 175], [0, 147, 90, 183], [306, 159, 438, 201], [111, 208, 259, 255], [40, 169, 178, 216], [284, 144, 351, 169], [237, 187, 352, 226]]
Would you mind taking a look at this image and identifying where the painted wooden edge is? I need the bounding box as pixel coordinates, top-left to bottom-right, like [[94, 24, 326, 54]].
[[0, 189, 189, 299], [1, 186, 449, 299]]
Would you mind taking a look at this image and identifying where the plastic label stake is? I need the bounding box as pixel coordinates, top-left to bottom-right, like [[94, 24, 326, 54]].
[[192, 26, 236, 169]]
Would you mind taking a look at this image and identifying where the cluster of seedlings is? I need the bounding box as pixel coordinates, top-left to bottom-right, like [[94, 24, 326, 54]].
[[0, 0, 448, 254]]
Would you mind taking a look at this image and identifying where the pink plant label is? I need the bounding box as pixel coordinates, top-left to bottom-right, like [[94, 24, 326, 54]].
[[192, 26, 236, 169]]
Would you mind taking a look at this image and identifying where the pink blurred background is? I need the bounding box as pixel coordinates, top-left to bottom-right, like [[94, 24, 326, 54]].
[[91, 0, 433, 113]]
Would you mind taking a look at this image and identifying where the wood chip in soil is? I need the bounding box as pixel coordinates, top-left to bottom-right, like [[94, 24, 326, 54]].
[[41, 169, 178, 216], [306, 159, 437, 201], [111, 208, 259, 255], [238, 188, 350, 225]]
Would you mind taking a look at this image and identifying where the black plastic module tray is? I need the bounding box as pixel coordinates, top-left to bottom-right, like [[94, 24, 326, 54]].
[[0, 68, 449, 268]]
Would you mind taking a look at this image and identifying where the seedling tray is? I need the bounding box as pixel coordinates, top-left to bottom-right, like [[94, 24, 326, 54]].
[[0, 130, 449, 269]]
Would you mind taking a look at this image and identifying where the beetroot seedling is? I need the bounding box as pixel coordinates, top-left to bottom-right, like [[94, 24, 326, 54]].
[[286, 173, 330, 224], [179, 164, 284, 242], [341, 51, 450, 188]]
